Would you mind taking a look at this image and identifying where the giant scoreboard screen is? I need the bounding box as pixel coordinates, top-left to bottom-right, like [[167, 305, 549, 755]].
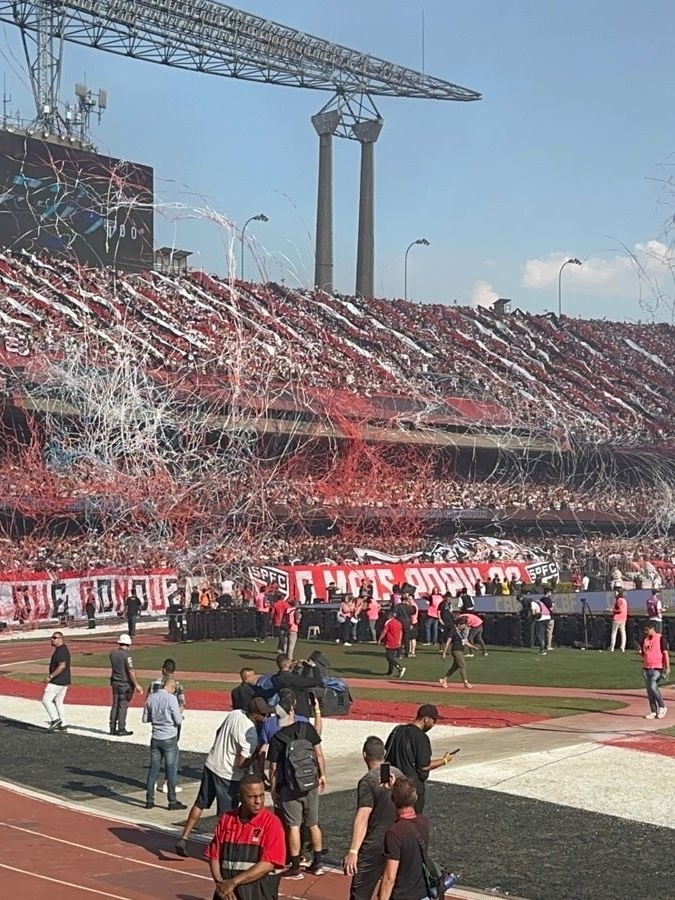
[[0, 130, 153, 272]]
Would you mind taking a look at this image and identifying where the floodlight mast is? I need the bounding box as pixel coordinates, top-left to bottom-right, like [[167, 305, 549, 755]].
[[1, 0, 480, 295]]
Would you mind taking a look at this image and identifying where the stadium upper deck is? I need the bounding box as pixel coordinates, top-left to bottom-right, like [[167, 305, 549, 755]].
[[0, 250, 674, 447]]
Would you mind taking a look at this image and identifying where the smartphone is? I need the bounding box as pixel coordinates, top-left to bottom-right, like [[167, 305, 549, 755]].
[[308, 691, 316, 706], [449, 748, 461, 756], [380, 762, 391, 784]]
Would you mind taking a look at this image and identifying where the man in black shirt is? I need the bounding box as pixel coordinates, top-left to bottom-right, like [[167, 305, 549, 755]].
[[125, 591, 143, 638], [271, 654, 323, 719], [231, 668, 259, 711], [343, 736, 403, 900], [42, 631, 71, 732], [379, 777, 430, 900], [384, 704, 457, 814], [268, 706, 326, 878]]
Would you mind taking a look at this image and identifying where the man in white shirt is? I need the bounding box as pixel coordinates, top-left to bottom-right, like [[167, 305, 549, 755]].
[[531, 591, 552, 655], [175, 697, 273, 858]]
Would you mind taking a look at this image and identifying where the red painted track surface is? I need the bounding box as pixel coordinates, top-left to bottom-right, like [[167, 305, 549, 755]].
[[0, 785, 349, 900]]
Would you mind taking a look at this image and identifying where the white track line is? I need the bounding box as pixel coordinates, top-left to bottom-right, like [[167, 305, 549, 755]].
[[0, 821, 211, 880], [0, 863, 136, 899]]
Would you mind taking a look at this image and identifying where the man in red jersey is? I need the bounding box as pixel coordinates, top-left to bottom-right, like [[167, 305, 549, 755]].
[[205, 773, 286, 900], [379, 609, 406, 678]]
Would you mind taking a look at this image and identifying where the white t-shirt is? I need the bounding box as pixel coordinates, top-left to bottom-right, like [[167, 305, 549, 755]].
[[205, 710, 258, 781], [531, 600, 551, 621]]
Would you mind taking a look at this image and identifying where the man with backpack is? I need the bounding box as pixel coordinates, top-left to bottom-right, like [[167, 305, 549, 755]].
[[268, 699, 326, 879]]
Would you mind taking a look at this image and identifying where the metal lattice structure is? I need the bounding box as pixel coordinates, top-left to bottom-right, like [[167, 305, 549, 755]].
[[0, 0, 481, 102]]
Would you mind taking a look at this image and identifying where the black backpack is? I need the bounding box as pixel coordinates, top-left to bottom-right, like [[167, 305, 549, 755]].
[[281, 724, 320, 793]]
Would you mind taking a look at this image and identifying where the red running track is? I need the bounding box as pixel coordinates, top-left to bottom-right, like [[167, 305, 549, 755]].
[[0, 785, 346, 900]]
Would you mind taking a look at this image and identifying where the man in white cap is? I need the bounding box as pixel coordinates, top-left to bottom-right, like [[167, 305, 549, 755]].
[[109, 633, 143, 736]]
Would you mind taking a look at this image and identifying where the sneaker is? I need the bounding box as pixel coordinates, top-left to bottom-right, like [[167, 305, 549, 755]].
[[306, 864, 325, 876], [116, 729, 134, 736], [56, 723, 68, 732], [157, 782, 182, 793], [282, 868, 304, 880], [539, 651, 547, 656], [343, 642, 352, 647], [145, 800, 155, 809], [483, 652, 488, 657], [645, 712, 658, 719], [464, 682, 474, 689], [398, 667, 407, 678], [465, 653, 475, 658], [657, 707, 668, 719], [175, 839, 188, 858], [335, 639, 340, 644], [168, 801, 188, 811], [438, 678, 448, 688], [47, 720, 62, 732]]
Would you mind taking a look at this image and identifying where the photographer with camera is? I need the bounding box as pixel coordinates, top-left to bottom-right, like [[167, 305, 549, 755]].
[[271, 654, 324, 719]]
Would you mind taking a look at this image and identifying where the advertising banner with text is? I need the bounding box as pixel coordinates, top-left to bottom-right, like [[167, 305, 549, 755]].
[[1, 567, 179, 625], [250, 560, 555, 602]]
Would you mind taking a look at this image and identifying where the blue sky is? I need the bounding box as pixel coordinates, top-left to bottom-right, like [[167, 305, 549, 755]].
[[1, 0, 674, 320]]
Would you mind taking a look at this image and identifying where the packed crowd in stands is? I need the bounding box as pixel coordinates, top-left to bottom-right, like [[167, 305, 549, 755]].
[[1, 250, 675, 444], [1, 527, 675, 584]]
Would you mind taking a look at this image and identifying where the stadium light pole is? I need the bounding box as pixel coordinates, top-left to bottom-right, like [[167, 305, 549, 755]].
[[404, 238, 430, 301], [557, 257, 582, 317], [241, 213, 269, 280]]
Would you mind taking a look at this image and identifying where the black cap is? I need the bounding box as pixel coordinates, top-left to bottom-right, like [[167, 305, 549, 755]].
[[417, 703, 441, 721]]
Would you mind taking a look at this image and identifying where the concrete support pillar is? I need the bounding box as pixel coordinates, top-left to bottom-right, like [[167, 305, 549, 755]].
[[311, 110, 341, 292], [353, 119, 383, 299]]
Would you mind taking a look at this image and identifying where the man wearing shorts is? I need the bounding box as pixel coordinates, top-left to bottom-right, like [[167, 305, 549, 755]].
[[175, 697, 273, 858], [268, 702, 327, 879]]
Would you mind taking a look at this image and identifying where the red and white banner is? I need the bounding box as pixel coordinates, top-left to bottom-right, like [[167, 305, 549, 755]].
[[250, 560, 552, 602], [0, 567, 179, 625]]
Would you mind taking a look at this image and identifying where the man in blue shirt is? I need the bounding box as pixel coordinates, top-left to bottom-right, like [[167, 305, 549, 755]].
[[142, 676, 187, 811]]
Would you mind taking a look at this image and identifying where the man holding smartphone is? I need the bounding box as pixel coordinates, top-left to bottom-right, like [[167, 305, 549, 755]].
[[343, 737, 404, 900], [384, 705, 457, 814]]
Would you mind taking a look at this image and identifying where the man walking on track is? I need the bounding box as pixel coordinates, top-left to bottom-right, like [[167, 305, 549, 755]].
[[109, 633, 143, 736], [42, 631, 71, 732], [343, 736, 403, 900], [640, 623, 670, 720], [384, 704, 457, 814], [379, 610, 406, 679], [205, 774, 286, 900], [175, 697, 274, 859]]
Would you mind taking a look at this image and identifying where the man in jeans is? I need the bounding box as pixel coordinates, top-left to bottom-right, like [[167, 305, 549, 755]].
[[42, 631, 71, 732], [142, 676, 187, 811], [640, 623, 670, 720]]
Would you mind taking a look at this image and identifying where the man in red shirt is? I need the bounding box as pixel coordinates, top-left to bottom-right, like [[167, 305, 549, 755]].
[[270, 595, 290, 653], [379, 610, 406, 679], [205, 773, 286, 900]]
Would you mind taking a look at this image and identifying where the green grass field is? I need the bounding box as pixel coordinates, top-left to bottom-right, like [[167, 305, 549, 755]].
[[67, 638, 647, 690], [10, 671, 624, 719]]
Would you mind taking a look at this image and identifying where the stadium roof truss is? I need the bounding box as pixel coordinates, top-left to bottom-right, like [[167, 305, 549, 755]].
[[0, 0, 481, 102]]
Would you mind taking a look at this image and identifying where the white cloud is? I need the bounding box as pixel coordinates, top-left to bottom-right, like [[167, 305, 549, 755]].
[[471, 279, 499, 308], [521, 241, 675, 298]]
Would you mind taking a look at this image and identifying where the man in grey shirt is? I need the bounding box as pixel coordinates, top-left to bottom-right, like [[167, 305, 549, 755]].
[[142, 676, 187, 811], [109, 634, 143, 736]]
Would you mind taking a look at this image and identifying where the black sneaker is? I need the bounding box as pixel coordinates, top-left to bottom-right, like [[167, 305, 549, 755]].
[[109, 727, 117, 735], [56, 723, 68, 732], [144, 800, 155, 810], [175, 839, 189, 858], [47, 720, 62, 732], [168, 801, 188, 811], [116, 729, 134, 736]]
